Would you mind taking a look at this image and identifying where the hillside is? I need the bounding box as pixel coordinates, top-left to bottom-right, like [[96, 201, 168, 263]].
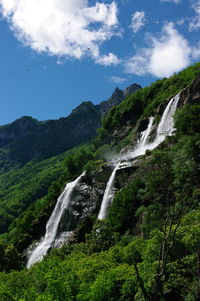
[[0, 62, 199, 300]]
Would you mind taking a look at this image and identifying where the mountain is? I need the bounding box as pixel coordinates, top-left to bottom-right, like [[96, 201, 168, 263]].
[[0, 83, 141, 172], [98, 83, 141, 116], [0, 62, 199, 300]]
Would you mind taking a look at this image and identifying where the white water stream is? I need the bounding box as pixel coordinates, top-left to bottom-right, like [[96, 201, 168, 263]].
[[98, 93, 180, 220], [27, 172, 85, 268], [98, 162, 120, 220]]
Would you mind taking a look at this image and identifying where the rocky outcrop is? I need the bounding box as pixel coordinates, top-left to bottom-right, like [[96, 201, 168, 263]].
[[98, 83, 141, 117], [179, 76, 200, 106], [123, 83, 142, 98], [98, 88, 125, 117], [0, 116, 39, 147]]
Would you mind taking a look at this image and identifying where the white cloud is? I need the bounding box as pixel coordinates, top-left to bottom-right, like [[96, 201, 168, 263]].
[[109, 76, 126, 83], [0, 0, 119, 65], [191, 43, 200, 59], [160, 0, 181, 4], [130, 11, 145, 33], [189, 1, 200, 31], [177, 18, 185, 26], [125, 23, 194, 78], [125, 49, 150, 76], [95, 52, 119, 65]]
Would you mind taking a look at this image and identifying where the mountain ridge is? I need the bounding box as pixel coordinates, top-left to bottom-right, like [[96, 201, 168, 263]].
[[0, 82, 141, 171]]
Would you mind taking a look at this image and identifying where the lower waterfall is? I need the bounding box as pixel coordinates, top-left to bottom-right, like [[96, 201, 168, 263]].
[[27, 172, 85, 268]]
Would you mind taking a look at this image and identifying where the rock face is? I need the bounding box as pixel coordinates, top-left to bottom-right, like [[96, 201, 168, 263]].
[[98, 88, 125, 117], [179, 76, 200, 106], [123, 83, 142, 98], [98, 83, 142, 117], [0, 116, 39, 147], [48, 165, 114, 246]]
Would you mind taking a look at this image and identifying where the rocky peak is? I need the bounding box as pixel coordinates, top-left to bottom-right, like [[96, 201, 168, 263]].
[[110, 87, 124, 103], [123, 83, 142, 98], [0, 116, 39, 146], [98, 83, 141, 117], [97, 88, 124, 117], [71, 101, 99, 116]]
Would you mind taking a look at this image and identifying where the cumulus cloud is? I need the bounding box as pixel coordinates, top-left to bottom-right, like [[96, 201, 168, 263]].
[[125, 23, 194, 78], [130, 11, 145, 33], [160, 0, 181, 4], [189, 1, 200, 31], [109, 76, 126, 83], [0, 0, 119, 65]]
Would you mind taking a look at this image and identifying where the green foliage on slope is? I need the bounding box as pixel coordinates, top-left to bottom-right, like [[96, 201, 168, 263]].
[[0, 207, 200, 300]]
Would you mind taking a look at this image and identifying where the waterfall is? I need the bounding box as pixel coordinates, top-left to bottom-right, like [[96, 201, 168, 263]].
[[98, 163, 120, 220], [27, 172, 85, 268], [138, 116, 154, 148], [154, 93, 180, 145], [98, 118, 155, 221], [98, 93, 180, 219]]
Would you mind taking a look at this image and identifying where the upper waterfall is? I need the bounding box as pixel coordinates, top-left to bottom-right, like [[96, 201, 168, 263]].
[[98, 93, 180, 220], [27, 172, 85, 268]]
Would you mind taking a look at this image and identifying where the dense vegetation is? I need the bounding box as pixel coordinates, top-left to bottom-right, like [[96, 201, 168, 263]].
[[0, 62, 199, 300]]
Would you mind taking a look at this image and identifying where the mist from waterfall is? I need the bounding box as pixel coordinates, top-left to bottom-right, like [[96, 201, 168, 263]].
[[27, 172, 85, 268], [98, 93, 180, 220]]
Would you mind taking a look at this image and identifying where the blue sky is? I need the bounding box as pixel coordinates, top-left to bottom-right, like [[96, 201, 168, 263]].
[[0, 0, 199, 125]]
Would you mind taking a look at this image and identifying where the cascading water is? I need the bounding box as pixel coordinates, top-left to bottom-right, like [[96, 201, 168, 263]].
[[98, 93, 180, 219], [27, 172, 85, 268], [98, 117, 155, 221], [154, 93, 180, 145], [98, 163, 120, 220], [138, 116, 154, 148]]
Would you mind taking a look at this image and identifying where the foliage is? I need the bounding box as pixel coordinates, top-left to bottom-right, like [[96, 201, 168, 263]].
[[108, 178, 144, 233], [0, 207, 200, 300]]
